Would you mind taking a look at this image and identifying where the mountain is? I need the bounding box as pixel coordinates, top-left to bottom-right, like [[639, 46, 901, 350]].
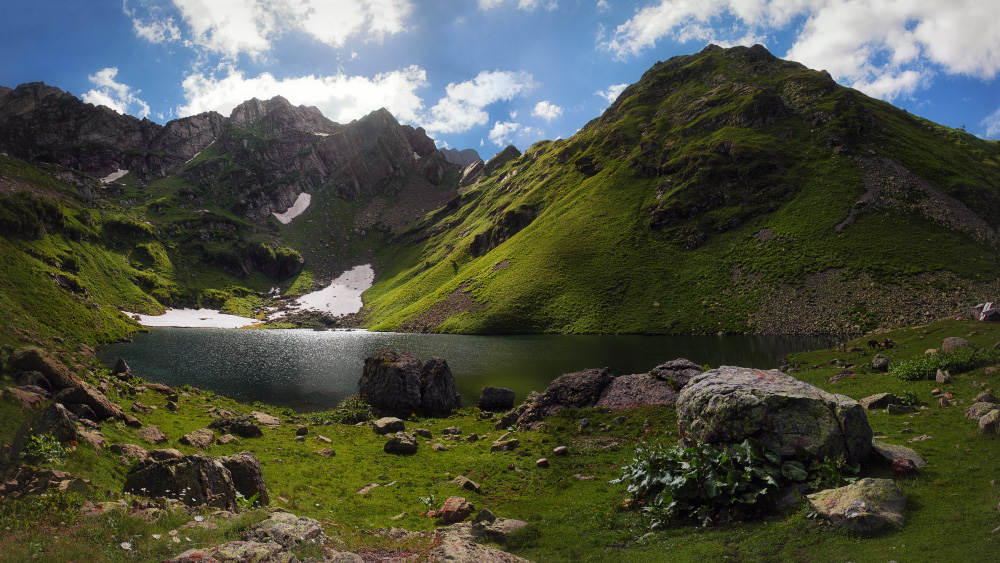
[[2, 44, 1000, 349]]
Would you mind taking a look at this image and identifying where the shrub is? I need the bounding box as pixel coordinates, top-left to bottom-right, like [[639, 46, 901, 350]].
[[890, 348, 1000, 381], [20, 433, 72, 465], [307, 394, 373, 425], [612, 438, 858, 527]]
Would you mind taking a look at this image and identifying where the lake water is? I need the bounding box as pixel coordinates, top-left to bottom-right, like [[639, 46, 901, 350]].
[[99, 329, 829, 412]]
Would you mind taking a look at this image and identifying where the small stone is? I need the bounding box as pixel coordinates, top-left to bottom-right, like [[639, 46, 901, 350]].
[[435, 496, 474, 525], [165, 401, 179, 411], [294, 436, 305, 442], [295, 426, 309, 436], [316, 435, 332, 444], [490, 439, 519, 453], [432, 443, 448, 451], [317, 448, 335, 457], [466, 433, 479, 442], [179, 428, 214, 448], [886, 404, 915, 415], [976, 392, 998, 404], [892, 458, 919, 477], [552, 446, 569, 456], [373, 417, 405, 435], [536, 458, 549, 468], [357, 483, 379, 495], [936, 369, 953, 384], [384, 432, 418, 455], [216, 434, 238, 445], [451, 475, 481, 492], [578, 418, 590, 431], [986, 367, 999, 376], [415, 428, 433, 439], [442, 426, 462, 435]]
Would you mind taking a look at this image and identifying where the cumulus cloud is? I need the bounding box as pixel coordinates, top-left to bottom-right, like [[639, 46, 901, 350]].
[[603, 0, 1000, 101], [531, 100, 562, 121], [488, 120, 522, 146], [130, 0, 412, 58], [422, 70, 535, 134], [595, 83, 628, 105], [178, 65, 427, 123], [82, 68, 151, 118], [982, 107, 1000, 138], [479, 0, 557, 10]]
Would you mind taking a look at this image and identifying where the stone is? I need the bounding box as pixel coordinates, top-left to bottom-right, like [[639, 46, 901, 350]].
[[415, 428, 433, 438], [67, 402, 97, 422], [1, 387, 46, 410], [806, 478, 906, 534], [466, 433, 479, 442], [112, 358, 132, 377], [886, 404, 915, 415], [552, 445, 568, 456], [979, 410, 1000, 435], [452, 475, 481, 492], [936, 369, 953, 384], [976, 392, 998, 404], [941, 337, 972, 353], [676, 366, 873, 464], [596, 373, 683, 409], [420, 357, 462, 417], [217, 434, 239, 445], [316, 435, 332, 444], [432, 443, 448, 451], [295, 426, 309, 436], [497, 368, 615, 429], [131, 401, 153, 414], [893, 458, 919, 476], [859, 393, 902, 410], [871, 440, 927, 468], [208, 415, 263, 438], [246, 511, 323, 547], [490, 439, 519, 453], [78, 429, 106, 449], [373, 417, 406, 435], [436, 496, 475, 525], [136, 426, 169, 444], [317, 448, 335, 457], [124, 454, 240, 511], [15, 371, 52, 393], [443, 426, 462, 435], [870, 354, 891, 372], [165, 401, 179, 411], [53, 381, 125, 420], [218, 450, 269, 506], [966, 402, 1000, 420], [986, 367, 999, 376], [180, 428, 215, 449], [165, 541, 291, 563], [11, 403, 80, 458], [536, 458, 549, 468], [478, 387, 516, 412], [150, 448, 185, 461], [384, 431, 418, 454], [123, 413, 142, 428], [143, 383, 173, 395], [650, 358, 703, 387], [359, 350, 423, 417], [9, 347, 80, 391], [251, 411, 281, 426], [109, 443, 151, 461]]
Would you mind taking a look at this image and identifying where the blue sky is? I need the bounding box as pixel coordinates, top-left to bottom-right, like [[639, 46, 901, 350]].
[[2, 1, 999, 159]]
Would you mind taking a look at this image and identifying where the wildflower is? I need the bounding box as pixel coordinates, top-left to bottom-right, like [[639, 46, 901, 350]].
[[186, 537, 192, 542], [194, 515, 204, 522], [120, 542, 132, 551], [152, 534, 162, 540], [173, 537, 180, 543], [169, 530, 178, 536]]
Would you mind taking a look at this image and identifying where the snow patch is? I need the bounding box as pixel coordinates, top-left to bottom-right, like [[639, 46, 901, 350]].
[[273, 193, 311, 224], [278, 264, 374, 317], [124, 308, 262, 328], [101, 169, 129, 184], [312, 132, 330, 137], [185, 139, 216, 165]]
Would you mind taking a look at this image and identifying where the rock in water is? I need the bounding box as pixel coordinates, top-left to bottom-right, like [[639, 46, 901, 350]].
[[420, 357, 462, 416], [359, 351, 423, 417], [806, 478, 906, 534], [676, 366, 873, 464], [478, 387, 516, 412]]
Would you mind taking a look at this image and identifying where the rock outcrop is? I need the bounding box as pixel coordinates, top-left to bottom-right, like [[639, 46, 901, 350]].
[[359, 351, 461, 417], [498, 368, 614, 429], [677, 366, 873, 464], [123, 453, 243, 511]]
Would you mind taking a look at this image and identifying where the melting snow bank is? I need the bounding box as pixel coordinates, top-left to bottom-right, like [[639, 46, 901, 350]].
[[101, 169, 129, 184], [273, 192, 311, 224], [124, 308, 263, 328], [279, 264, 374, 317]]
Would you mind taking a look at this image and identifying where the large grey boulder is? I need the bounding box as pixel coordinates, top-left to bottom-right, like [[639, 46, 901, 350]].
[[676, 366, 873, 464], [123, 454, 239, 511], [497, 368, 614, 429], [596, 374, 681, 409], [941, 337, 971, 353], [373, 417, 406, 435], [218, 450, 269, 506], [359, 351, 423, 417], [420, 357, 462, 417], [52, 381, 125, 421], [9, 347, 80, 391], [651, 358, 703, 387], [806, 478, 906, 534]]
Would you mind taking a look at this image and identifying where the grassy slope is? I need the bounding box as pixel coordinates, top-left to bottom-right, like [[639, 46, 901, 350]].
[[3, 317, 1000, 561], [362, 47, 1000, 335]]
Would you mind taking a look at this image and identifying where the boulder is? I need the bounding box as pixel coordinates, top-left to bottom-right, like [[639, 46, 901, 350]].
[[420, 357, 462, 417], [871, 440, 926, 469], [2, 387, 46, 410], [151, 448, 185, 461], [53, 382, 125, 421], [436, 496, 475, 525], [136, 426, 169, 444], [941, 337, 971, 353], [8, 347, 80, 391], [208, 415, 263, 438], [124, 454, 239, 511], [218, 451, 269, 506], [497, 368, 614, 429], [14, 371, 52, 393], [112, 358, 132, 378], [596, 373, 681, 409], [490, 439, 519, 453], [11, 403, 80, 458], [478, 387, 516, 412], [871, 354, 890, 372], [359, 351, 423, 417], [806, 478, 906, 534], [936, 369, 953, 384], [979, 409, 1000, 435], [246, 512, 323, 547], [650, 358, 703, 388], [967, 402, 999, 420], [373, 417, 406, 435], [383, 431, 418, 455], [676, 367, 873, 464], [451, 475, 481, 493], [977, 392, 998, 404], [859, 393, 902, 410], [250, 411, 281, 426], [180, 428, 215, 448], [166, 541, 289, 563], [109, 443, 151, 462]]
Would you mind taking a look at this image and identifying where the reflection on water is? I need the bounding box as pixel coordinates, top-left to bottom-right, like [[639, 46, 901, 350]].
[[99, 329, 829, 412]]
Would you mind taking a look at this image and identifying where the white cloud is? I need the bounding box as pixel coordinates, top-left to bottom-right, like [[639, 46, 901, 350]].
[[603, 0, 1000, 101], [531, 100, 562, 121], [422, 70, 534, 134], [982, 107, 1000, 138], [595, 83, 627, 104], [178, 65, 427, 123], [82, 68, 151, 118], [131, 0, 413, 58], [596, 0, 609, 12], [479, 0, 557, 10], [488, 120, 522, 146]]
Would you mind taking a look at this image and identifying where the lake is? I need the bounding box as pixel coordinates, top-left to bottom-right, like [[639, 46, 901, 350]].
[[99, 329, 829, 412]]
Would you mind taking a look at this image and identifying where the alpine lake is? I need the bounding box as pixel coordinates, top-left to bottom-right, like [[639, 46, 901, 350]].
[[99, 328, 830, 412]]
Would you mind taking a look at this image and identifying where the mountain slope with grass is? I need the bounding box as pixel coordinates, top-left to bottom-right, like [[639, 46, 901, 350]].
[[362, 44, 1000, 336]]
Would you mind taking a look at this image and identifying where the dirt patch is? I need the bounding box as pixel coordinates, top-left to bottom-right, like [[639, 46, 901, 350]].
[[397, 284, 488, 333], [493, 260, 510, 271]]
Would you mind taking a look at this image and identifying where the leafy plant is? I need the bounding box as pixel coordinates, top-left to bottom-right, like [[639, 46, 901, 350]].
[[897, 390, 922, 407], [613, 438, 858, 527], [418, 494, 435, 508], [307, 394, 373, 425], [890, 348, 1000, 381], [235, 491, 260, 511], [20, 433, 72, 465]]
